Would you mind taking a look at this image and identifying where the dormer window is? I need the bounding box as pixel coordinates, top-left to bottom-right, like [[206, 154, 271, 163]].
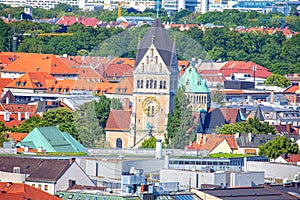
[[122, 88, 127, 94], [16, 81, 20, 86], [56, 88, 60, 93], [36, 67, 40, 71], [115, 88, 120, 93], [21, 82, 26, 87], [35, 82, 42, 87]]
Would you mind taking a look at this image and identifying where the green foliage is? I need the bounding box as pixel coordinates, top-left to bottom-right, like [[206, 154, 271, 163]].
[[110, 98, 122, 110], [216, 118, 277, 135], [263, 74, 290, 88], [74, 101, 109, 148], [11, 116, 41, 133], [166, 86, 195, 149], [96, 95, 111, 128], [141, 136, 157, 148], [209, 153, 252, 158], [258, 136, 299, 159], [211, 85, 226, 107]]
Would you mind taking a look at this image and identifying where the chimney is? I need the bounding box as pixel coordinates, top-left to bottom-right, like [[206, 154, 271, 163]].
[[203, 135, 207, 144], [4, 112, 10, 122], [69, 157, 76, 164], [6, 182, 12, 188], [286, 123, 291, 134], [24, 112, 30, 119], [235, 132, 240, 139], [270, 91, 274, 104], [155, 139, 162, 159], [18, 112, 22, 121], [122, 98, 130, 110], [248, 132, 253, 142]]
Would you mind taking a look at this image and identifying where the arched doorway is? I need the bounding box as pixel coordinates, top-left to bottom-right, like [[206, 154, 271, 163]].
[[116, 138, 122, 149]]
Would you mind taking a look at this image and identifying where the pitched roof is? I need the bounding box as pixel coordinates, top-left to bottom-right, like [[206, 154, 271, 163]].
[[254, 105, 264, 121], [2, 103, 36, 113], [135, 18, 178, 72], [106, 77, 133, 95], [220, 61, 271, 79], [7, 132, 28, 142], [17, 127, 86, 152], [284, 85, 299, 93], [179, 66, 210, 93], [0, 182, 61, 200], [97, 63, 133, 78], [187, 134, 238, 151], [2, 53, 77, 75], [105, 110, 131, 131], [280, 154, 300, 163], [0, 156, 72, 182], [75, 67, 107, 82], [56, 16, 99, 27]]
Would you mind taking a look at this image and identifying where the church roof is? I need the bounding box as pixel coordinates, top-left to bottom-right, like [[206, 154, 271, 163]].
[[179, 66, 210, 93], [134, 19, 178, 72], [254, 105, 264, 121]]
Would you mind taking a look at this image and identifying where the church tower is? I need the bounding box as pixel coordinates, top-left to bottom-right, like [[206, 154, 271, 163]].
[[130, 19, 179, 148]]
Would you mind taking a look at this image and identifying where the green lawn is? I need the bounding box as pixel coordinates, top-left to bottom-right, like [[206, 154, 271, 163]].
[[209, 153, 253, 158]]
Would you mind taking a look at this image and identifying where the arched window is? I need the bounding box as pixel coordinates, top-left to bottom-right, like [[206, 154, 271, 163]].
[[146, 80, 149, 89], [116, 138, 122, 149], [150, 79, 153, 88], [137, 80, 140, 88], [151, 49, 154, 57], [155, 56, 158, 64], [159, 80, 163, 89], [142, 63, 145, 72], [154, 80, 157, 89], [141, 80, 144, 88], [163, 81, 166, 89], [146, 56, 149, 64], [159, 63, 162, 73]]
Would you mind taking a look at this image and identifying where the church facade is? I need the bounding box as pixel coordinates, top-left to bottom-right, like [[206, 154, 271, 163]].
[[106, 19, 210, 148]]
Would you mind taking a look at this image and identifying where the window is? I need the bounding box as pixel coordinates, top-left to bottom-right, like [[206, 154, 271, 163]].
[[163, 81, 166, 89], [142, 63, 145, 72], [151, 49, 154, 57], [16, 81, 20, 86], [38, 184, 42, 190], [137, 80, 140, 88], [44, 185, 48, 191], [141, 80, 143, 88], [32, 184, 35, 187], [56, 88, 60, 93], [159, 81, 163, 89], [146, 80, 149, 89], [68, 194, 74, 199], [21, 82, 26, 87], [155, 56, 158, 64], [159, 63, 162, 72], [76, 195, 82, 200], [122, 88, 127, 94], [116, 138, 122, 148], [146, 56, 149, 64], [154, 80, 157, 89], [150, 79, 153, 89]]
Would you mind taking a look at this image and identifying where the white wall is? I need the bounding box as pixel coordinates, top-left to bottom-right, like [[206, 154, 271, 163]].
[[0, 171, 25, 183], [247, 161, 300, 180], [56, 162, 95, 193], [25, 181, 55, 194], [230, 171, 264, 188]]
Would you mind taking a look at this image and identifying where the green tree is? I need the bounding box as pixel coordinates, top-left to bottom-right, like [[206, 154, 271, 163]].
[[259, 136, 299, 159], [95, 95, 111, 129], [110, 98, 122, 110], [74, 101, 108, 148], [40, 108, 78, 139], [211, 85, 226, 107], [166, 86, 195, 148], [12, 116, 41, 133], [141, 136, 157, 148], [263, 74, 290, 88], [216, 118, 277, 135]]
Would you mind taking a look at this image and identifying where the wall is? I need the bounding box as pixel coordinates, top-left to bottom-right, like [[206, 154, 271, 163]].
[[56, 162, 95, 193], [25, 181, 55, 195], [0, 171, 25, 183], [247, 161, 300, 180], [210, 140, 232, 154], [230, 171, 264, 188]]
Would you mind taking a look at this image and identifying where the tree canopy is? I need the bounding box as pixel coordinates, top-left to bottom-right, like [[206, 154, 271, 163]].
[[258, 136, 299, 159], [263, 74, 290, 88], [216, 118, 277, 135], [166, 86, 195, 149]]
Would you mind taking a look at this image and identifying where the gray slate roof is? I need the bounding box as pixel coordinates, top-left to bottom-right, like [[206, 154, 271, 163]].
[[134, 18, 178, 73]]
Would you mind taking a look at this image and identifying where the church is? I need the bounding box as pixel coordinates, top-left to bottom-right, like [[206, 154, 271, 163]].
[[105, 19, 210, 148]]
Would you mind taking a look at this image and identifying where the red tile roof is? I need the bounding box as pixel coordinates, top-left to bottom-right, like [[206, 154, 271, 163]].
[[56, 16, 99, 27], [7, 132, 28, 142], [187, 134, 237, 151], [2, 53, 77, 75], [2, 104, 36, 113], [0, 78, 13, 96], [5, 72, 56, 90], [285, 85, 299, 93], [0, 182, 61, 200], [280, 154, 300, 163], [106, 77, 133, 95], [220, 61, 271, 79], [105, 110, 131, 131], [75, 67, 107, 82], [97, 64, 133, 78]]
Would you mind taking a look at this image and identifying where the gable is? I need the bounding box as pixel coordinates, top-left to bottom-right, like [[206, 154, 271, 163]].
[[210, 139, 232, 154]]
